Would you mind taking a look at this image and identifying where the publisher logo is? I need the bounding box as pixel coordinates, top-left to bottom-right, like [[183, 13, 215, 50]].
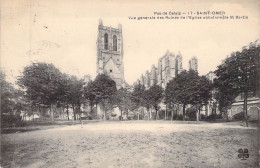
[[238, 148, 249, 160]]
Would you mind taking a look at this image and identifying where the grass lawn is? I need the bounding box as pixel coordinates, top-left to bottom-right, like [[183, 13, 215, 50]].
[[1, 120, 259, 168]]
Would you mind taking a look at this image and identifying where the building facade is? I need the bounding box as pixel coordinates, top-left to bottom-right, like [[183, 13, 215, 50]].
[[229, 94, 260, 120], [96, 19, 124, 89]]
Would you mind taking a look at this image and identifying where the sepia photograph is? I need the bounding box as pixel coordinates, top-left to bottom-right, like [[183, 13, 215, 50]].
[[1, 0, 259, 167]]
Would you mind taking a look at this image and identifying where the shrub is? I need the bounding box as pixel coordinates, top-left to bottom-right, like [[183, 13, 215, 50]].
[[177, 115, 183, 120], [119, 116, 123, 120], [80, 116, 92, 120], [106, 115, 110, 120], [232, 112, 246, 120], [1, 114, 23, 128], [111, 113, 117, 117], [186, 107, 197, 121], [172, 114, 183, 120], [206, 114, 222, 121], [133, 115, 138, 120], [186, 111, 196, 121], [158, 110, 165, 119], [200, 114, 207, 120]]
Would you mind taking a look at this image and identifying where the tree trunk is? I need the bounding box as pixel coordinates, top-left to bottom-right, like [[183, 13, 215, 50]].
[[33, 108, 36, 121], [183, 104, 186, 121], [126, 109, 129, 120], [95, 103, 99, 119], [72, 105, 76, 120], [155, 107, 158, 120], [196, 107, 200, 122], [225, 110, 229, 121], [148, 109, 150, 120], [120, 108, 123, 120], [244, 91, 248, 127], [171, 107, 173, 121], [165, 110, 167, 120], [175, 105, 178, 120], [170, 104, 173, 121], [101, 103, 106, 121], [37, 107, 40, 121], [90, 102, 93, 116], [138, 110, 139, 120], [205, 104, 208, 116], [50, 105, 54, 121], [59, 108, 61, 119], [66, 104, 69, 120], [199, 107, 201, 120], [165, 104, 167, 120], [103, 110, 106, 121], [67, 109, 69, 121], [150, 109, 152, 120], [23, 111, 26, 121]]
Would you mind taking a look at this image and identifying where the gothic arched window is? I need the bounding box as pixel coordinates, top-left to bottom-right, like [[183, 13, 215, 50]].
[[104, 33, 108, 50], [113, 35, 117, 51]]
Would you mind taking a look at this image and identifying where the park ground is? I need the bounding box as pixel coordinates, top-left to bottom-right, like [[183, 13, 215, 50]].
[[1, 120, 259, 168]]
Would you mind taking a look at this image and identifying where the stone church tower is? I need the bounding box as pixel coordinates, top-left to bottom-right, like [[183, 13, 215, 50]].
[[96, 19, 124, 89], [189, 56, 198, 72]]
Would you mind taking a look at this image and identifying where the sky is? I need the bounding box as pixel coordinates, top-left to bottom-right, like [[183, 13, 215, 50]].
[[1, 0, 260, 85]]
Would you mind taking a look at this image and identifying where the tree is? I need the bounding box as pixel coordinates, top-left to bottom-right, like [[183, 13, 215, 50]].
[[84, 80, 97, 117], [1, 71, 16, 114], [18, 62, 65, 121], [64, 75, 84, 120], [168, 70, 198, 120], [165, 79, 178, 121], [190, 75, 212, 121], [142, 89, 152, 120], [213, 79, 239, 118], [166, 70, 212, 121], [91, 74, 117, 120], [145, 85, 164, 120], [131, 83, 146, 119], [115, 87, 132, 120], [1, 71, 25, 126], [59, 74, 71, 120], [214, 41, 260, 126]]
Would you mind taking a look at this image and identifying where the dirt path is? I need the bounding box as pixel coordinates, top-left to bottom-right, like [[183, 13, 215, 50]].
[[1, 121, 258, 168]]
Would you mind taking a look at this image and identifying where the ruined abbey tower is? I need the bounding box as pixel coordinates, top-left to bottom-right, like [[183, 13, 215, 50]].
[[136, 50, 183, 89], [96, 19, 124, 89]]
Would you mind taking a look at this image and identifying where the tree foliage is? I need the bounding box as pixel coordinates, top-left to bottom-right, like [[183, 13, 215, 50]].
[[63, 75, 84, 120], [115, 87, 133, 120], [1, 71, 25, 126], [214, 41, 260, 124], [191, 75, 212, 107], [145, 85, 164, 120], [18, 62, 65, 120], [165, 70, 196, 119], [84, 80, 97, 114], [165, 70, 212, 120], [91, 74, 117, 118], [131, 83, 146, 110], [1, 71, 16, 114]]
